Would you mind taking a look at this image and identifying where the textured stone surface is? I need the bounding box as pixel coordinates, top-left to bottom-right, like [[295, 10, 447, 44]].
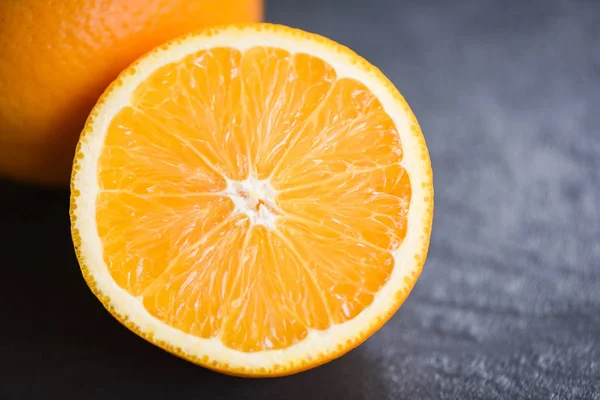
[[1, 0, 599, 398]]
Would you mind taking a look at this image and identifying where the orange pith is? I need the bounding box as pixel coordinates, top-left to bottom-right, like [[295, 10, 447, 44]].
[[95, 45, 413, 353]]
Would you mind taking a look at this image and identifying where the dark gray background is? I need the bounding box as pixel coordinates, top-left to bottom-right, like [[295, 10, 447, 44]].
[[1, 0, 599, 399]]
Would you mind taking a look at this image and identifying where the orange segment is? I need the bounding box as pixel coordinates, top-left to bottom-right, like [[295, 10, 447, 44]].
[[271, 78, 403, 189], [71, 24, 433, 377], [279, 218, 394, 323], [99, 106, 226, 194], [240, 49, 336, 179], [142, 214, 250, 338], [221, 226, 332, 351], [97, 192, 234, 295], [277, 164, 411, 250], [132, 48, 248, 180]]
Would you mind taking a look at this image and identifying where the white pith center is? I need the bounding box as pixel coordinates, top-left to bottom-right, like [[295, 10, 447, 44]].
[[223, 176, 281, 228]]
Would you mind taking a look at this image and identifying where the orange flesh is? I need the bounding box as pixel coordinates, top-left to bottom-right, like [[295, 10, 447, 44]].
[[96, 47, 412, 352]]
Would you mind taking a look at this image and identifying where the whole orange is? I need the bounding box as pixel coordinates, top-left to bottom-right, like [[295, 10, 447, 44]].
[[0, 0, 261, 186]]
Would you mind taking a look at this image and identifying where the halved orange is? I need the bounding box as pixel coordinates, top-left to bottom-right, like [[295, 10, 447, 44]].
[[70, 23, 433, 377]]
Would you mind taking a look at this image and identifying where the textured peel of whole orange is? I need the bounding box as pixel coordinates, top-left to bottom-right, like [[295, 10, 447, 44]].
[[0, 0, 261, 185], [71, 24, 433, 376]]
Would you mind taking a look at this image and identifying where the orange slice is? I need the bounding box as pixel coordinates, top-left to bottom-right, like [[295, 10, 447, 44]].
[[70, 23, 433, 377]]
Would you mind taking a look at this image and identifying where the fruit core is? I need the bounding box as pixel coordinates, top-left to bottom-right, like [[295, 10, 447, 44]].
[[224, 176, 281, 228]]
